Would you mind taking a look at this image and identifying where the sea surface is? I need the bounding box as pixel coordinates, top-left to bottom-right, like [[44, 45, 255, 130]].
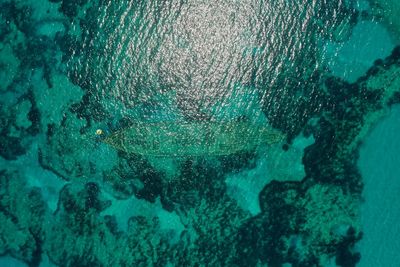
[[0, 0, 399, 266]]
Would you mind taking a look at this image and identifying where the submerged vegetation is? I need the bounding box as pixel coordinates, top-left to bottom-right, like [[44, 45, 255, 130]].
[[0, 0, 399, 266]]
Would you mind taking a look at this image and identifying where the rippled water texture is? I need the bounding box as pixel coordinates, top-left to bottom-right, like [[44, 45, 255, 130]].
[[1, 0, 400, 266], [70, 1, 346, 124]]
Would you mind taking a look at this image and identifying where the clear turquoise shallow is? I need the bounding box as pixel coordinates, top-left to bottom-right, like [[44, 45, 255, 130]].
[[1, 0, 400, 266], [358, 105, 400, 267]]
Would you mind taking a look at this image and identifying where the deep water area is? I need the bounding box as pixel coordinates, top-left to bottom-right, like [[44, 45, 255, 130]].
[[1, 0, 400, 266]]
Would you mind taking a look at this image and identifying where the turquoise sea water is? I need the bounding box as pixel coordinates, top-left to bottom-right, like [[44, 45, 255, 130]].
[[1, 0, 400, 266], [358, 105, 400, 267]]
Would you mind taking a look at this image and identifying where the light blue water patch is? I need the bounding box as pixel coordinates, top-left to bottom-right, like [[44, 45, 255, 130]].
[[0, 256, 27, 267], [38, 255, 58, 267], [225, 134, 313, 215], [357, 105, 400, 267], [0, 255, 57, 267], [101, 195, 184, 243], [0, 141, 66, 212], [225, 155, 270, 215], [324, 21, 394, 82], [353, 0, 371, 11]]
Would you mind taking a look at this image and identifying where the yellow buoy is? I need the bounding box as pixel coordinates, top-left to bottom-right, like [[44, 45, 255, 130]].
[[95, 129, 103, 135]]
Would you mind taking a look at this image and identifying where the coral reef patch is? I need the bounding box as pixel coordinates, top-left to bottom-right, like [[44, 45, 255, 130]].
[[1, 0, 399, 266]]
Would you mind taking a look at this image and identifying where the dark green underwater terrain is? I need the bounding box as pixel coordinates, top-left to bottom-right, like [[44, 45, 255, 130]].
[[1, 0, 400, 266]]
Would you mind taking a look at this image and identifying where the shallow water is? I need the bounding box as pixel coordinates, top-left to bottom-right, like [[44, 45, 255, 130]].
[[358, 105, 400, 267], [1, 0, 400, 266]]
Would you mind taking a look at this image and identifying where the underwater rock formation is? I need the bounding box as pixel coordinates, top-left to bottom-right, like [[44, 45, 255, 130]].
[[0, 91, 40, 160], [102, 156, 144, 200], [103, 153, 167, 203], [45, 182, 174, 267], [304, 45, 400, 192], [174, 198, 250, 266], [234, 180, 361, 266], [298, 184, 360, 262], [231, 46, 400, 265], [1, 0, 400, 266], [0, 170, 45, 266], [39, 111, 118, 181], [0, 43, 20, 93], [39, 112, 97, 180]]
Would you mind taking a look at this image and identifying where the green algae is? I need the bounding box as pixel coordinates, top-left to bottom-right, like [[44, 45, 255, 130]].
[[103, 120, 285, 157]]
